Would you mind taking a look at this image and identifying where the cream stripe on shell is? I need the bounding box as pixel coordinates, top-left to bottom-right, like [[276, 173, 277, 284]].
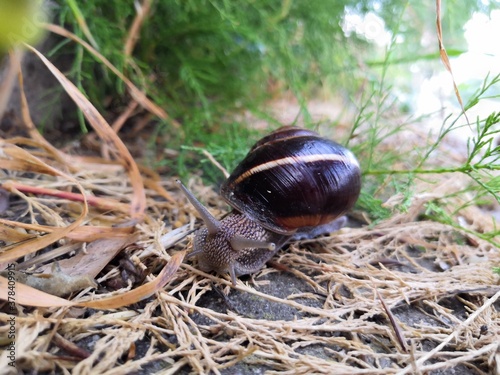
[[233, 153, 359, 185]]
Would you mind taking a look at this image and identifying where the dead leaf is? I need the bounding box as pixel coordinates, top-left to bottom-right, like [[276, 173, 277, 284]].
[[36, 234, 139, 279], [0, 251, 186, 309]]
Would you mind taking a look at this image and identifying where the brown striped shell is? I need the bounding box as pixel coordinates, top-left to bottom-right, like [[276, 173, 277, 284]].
[[220, 127, 361, 235]]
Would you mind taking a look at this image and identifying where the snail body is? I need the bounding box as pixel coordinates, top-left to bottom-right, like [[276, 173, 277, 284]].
[[178, 126, 361, 285]]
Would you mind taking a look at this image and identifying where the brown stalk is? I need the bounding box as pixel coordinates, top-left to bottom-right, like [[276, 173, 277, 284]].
[[436, 0, 469, 124], [124, 0, 153, 57], [24, 43, 147, 221], [375, 286, 408, 353], [1, 181, 130, 213], [43, 23, 179, 127]]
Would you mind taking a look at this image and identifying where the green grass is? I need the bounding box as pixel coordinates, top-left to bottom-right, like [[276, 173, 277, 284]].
[[55, 0, 361, 128], [359, 73, 500, 244]]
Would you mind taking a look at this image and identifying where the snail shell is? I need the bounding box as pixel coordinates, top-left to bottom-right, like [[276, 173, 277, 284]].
[[220, 126, 361, 234]]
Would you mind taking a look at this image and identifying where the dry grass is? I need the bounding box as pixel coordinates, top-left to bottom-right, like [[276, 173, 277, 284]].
[[0, 144, 499, 373]]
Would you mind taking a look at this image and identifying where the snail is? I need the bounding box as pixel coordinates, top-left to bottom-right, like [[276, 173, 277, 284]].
[[177, 126, 361, 285]]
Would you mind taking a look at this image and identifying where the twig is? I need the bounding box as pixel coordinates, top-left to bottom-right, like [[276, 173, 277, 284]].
[[397, 290, 500, 374], [202, 150, 230, 178], [375, 287, 408, 353]]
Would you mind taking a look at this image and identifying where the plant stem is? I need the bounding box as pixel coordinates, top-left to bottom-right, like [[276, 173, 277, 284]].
[[365, 164, 500, 176]]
